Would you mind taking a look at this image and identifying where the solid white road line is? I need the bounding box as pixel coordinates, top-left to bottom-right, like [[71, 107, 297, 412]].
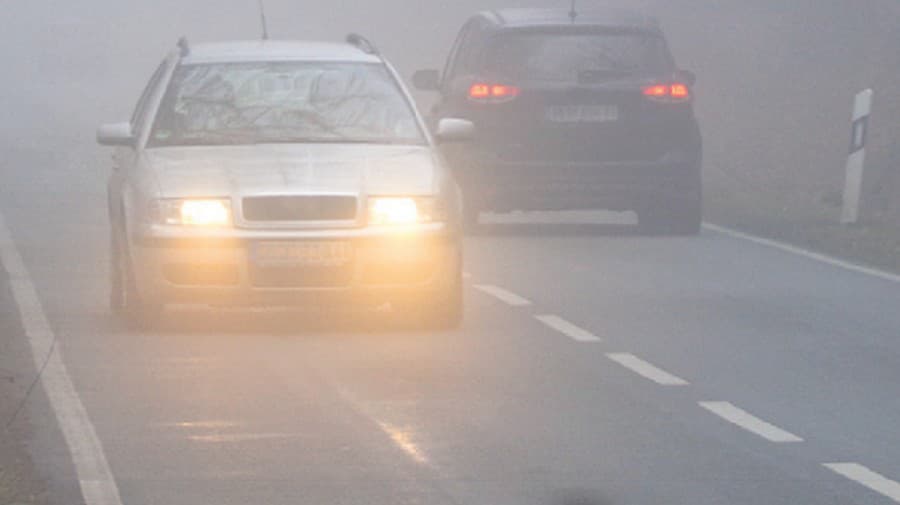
[[473, 284, 532, 307], [535, 314, 602, 343], [0, 213, 123, 505], [699, 401, 803, 443], [704, 223, 900, 284], [824, 463, 900, 503], [606, 353, 689, 386]]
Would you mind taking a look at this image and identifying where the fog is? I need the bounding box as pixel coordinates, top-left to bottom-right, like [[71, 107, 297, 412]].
[[3, 3, 900, 504], [3, 0, 899, 224]]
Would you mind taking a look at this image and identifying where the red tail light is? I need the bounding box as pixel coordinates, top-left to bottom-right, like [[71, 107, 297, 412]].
[[469, 83, 520, 102], [670, 83, 690, 99], [643, 83, 691, 102]]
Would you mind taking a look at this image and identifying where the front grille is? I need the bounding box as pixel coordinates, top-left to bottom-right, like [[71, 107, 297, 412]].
[[249, 265, 354, 288], [242, 196, 357, 222]]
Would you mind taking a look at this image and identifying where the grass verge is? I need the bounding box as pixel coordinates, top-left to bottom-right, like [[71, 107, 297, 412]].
[[706, 179, 900, 274]]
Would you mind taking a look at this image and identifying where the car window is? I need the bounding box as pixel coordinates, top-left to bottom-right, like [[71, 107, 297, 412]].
[[131, 61, 169, 136], [485, 30, 674, 83], [457, 22, 485, 79], [148, 61, 425, 147], [443, 22, 476, 86], [451, 21, 488, 80]]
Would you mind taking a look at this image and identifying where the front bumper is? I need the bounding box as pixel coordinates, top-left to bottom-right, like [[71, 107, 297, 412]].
[[130, 223, 460, 307]]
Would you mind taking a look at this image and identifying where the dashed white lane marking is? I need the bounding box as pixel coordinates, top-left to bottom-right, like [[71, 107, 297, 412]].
[[188, 433, 305, 443], [163, 420, 240, 429], [0, 212, 124, 505], [535, 314, 602, 343], [704, 223, 900, 284], [606, 353, 689, 386], [473, 284, 532, 307], [699, 401, 803, 443], [824, 463, 900, 503]]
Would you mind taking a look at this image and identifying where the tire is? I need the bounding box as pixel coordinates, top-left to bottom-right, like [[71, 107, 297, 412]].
[[671, 195, 703, 235], [638, 199, 703, 236], [109, 231, 125, 316], [425, 268, 463, 330], [638, 195, 702, 236], [638, 166, 703, 237], [110, 229, 163, 330], [393, 256, 463, 330]]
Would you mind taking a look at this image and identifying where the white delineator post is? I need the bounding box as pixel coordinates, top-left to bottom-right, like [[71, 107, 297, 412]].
[[841, 89, 873, 224]]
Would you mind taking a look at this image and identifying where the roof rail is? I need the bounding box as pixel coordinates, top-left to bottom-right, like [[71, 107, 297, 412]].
[[177, 36, 191, 57], [346, 33, 380, 56]]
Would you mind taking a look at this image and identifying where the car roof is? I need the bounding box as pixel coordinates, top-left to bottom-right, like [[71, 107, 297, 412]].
[[181, 40, 381, 65], [479, 8, 660, 31]]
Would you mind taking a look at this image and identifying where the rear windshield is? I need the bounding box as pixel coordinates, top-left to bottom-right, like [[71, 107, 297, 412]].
[[485, 30, 673, 83], [149, 62, 425, 147]]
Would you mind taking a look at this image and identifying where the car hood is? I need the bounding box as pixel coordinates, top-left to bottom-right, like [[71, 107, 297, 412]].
[[142, 144, 439, 198]]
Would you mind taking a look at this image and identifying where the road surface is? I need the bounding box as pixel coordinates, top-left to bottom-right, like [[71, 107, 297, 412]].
[[2, 137, 900, 504]]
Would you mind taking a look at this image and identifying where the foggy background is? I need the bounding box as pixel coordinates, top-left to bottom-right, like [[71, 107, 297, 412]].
[[2, 0, 899, 235]]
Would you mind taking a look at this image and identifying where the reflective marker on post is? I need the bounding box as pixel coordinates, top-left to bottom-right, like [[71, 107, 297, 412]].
[[841, 89, 873, 224]]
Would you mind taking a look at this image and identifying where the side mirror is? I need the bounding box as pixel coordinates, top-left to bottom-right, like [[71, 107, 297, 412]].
[[412, 69, 441, 91], [435, 118, 475, 143], [676, 69, 697, 87], [97, 122, 135, 147]]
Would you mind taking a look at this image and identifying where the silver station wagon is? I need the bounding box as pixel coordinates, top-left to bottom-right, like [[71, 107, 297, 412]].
[[98, 36, 472, 329]]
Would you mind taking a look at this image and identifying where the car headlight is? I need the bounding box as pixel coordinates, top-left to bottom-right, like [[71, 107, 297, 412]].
[[367, 197, 443, 226], [153, 199, 232, 226]]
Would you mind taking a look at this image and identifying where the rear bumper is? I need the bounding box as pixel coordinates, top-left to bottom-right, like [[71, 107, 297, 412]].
[[459, 157, 701, 212], [129, 223, 460, 307]]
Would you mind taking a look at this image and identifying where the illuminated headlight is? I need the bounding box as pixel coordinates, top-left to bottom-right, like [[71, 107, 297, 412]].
[[367, 197, 442, 226], [153, 199, 232, 226]]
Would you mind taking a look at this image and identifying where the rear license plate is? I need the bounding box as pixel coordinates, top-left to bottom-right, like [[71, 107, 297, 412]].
[[546, 105, 619, 123], [252, 241, 352, 267]]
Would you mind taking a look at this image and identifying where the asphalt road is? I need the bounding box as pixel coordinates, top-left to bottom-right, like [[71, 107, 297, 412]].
[[3, 1, 900, 504], [2, 134, 900, 505]]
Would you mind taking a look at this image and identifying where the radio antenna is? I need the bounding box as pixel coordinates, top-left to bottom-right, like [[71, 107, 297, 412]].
[[258, 0, 270, 40], [569, 0, 578, 23]]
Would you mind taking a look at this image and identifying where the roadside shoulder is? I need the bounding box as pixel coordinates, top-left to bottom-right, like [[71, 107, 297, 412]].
[[1, 260, 47, 504]]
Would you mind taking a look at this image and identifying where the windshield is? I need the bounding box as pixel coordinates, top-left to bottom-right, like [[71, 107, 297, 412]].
[[148, 61, 425, 147], [486, 30, 673, 82]]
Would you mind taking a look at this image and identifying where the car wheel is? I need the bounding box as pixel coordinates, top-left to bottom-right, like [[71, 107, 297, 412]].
[[638, 175, 703, 236], [670, 195, 703, 235], [110, 230, 125, 315], [393, 257, 463, 330], [638, 197, 702, 235], [110, 229, 163, 329], [426, 267, 463, 330]]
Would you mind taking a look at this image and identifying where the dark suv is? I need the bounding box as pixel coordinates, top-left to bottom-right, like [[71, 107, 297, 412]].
[[414, 8, 702, 234]]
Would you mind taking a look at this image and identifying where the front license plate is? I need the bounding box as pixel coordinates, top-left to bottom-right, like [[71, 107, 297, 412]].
[[252, 241, 352, 267], [546, 105, 619, 123]]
